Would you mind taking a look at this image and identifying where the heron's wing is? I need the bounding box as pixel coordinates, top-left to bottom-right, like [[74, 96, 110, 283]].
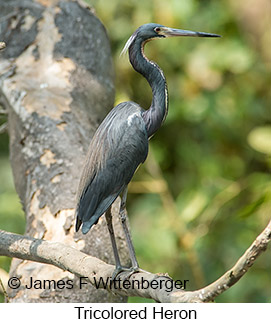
[[76, 102, 148, 234]]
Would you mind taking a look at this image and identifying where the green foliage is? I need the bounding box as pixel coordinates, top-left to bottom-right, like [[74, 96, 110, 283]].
[[0, 0, 270, 302], [87, 0, 270, 302]]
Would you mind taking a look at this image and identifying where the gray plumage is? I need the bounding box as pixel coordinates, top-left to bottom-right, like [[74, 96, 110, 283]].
[[76, 102, 148, 234], [75, 23, 220, 274]]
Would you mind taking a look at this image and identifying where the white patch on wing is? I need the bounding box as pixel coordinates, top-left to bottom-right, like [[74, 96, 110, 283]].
[[127, 112, 140, 126]]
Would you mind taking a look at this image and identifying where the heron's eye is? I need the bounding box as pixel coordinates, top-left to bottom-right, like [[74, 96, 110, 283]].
[[154, 27, 161, 33]]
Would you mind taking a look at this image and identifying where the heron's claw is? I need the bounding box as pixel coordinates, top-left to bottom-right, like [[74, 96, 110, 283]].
[[111, 266, 138, 280], [120, 266, 139, 280], [111, 265, 126, 280], [112, 266, 150, 280]]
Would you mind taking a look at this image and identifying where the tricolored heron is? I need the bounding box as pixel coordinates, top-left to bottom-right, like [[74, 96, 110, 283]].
[[75, 23, 220, 277]]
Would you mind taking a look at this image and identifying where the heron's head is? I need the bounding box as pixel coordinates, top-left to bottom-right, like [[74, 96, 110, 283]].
[[121, 23, 220, 55]]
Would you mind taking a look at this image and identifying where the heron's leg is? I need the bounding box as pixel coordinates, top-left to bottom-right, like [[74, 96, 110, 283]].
[[105, 208, 123, 276], [119, 186, 139, 270]]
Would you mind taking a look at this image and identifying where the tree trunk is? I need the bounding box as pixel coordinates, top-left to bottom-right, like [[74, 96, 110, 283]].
[[0, 0, 129, 302]]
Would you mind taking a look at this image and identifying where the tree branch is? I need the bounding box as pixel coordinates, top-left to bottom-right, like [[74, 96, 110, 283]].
[[1, 219, 270, 302]]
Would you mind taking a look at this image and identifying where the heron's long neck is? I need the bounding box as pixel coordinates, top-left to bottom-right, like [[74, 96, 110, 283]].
[[129, 40, 168, 138]]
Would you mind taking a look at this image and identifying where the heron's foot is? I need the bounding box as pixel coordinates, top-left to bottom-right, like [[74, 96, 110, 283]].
[[111, 265, 127, 280], [112, 265, 152, 280], [111, 265, 139, 280], [121, 266, 140, 280]]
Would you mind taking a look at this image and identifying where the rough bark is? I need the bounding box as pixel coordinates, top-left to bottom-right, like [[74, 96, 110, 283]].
[[1, 218, 270, 302], [0, 0, 130, 302]]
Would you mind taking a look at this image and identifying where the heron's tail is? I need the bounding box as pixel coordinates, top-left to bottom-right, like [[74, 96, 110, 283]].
[[75, 216, 82, 232]]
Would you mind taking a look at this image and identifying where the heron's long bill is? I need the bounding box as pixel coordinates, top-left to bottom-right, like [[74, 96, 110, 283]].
[[162, 27, 221, 38]]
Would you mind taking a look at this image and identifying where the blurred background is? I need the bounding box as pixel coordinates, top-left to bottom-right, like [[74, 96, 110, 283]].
[[0, 0, 270, 302]]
